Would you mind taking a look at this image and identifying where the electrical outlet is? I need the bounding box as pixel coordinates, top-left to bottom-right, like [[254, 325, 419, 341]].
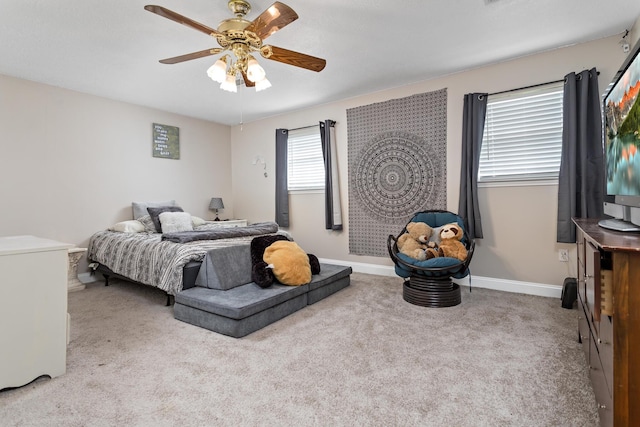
[[558, 249, 569, 262]]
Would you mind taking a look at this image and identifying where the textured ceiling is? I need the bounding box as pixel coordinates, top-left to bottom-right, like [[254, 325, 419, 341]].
[[1, 0, 639, 126]]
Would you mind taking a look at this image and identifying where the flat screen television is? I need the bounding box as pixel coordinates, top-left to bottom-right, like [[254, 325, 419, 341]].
[[600, 36, 640, 232]]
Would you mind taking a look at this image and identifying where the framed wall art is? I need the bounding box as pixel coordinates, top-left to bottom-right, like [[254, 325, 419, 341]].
[[152, 123, 180, 159]]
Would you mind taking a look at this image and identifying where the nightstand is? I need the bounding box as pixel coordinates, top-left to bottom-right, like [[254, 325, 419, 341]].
[[212, 219, 247, 228]]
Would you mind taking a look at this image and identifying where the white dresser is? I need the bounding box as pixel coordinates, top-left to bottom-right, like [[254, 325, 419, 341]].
[[0, 235, 72, 390]]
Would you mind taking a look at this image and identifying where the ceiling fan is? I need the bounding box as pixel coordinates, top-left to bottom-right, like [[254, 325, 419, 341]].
[[144, 0, 326, 92]]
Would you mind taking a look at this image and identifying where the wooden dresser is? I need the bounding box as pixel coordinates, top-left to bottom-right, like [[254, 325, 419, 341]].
[[573, 218, 640, 427]]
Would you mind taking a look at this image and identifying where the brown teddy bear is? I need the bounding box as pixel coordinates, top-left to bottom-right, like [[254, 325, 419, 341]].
[[437, 222, 467, 261], [250, 235, 321, 288], [397, 222, 438, 261]]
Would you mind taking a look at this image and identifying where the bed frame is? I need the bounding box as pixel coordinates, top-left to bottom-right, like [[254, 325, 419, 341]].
[[95, 261, 202, 306]]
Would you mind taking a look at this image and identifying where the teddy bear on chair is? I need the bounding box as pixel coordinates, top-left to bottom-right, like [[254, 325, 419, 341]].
[[437, 222, 468, 261], [397, 221, 439, 261]]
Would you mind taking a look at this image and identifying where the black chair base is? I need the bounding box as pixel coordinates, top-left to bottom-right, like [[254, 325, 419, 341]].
[[403, 274, 461, 308]]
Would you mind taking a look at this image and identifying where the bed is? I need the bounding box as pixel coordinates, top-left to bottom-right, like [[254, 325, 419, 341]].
[[87, 207, 286, 303]]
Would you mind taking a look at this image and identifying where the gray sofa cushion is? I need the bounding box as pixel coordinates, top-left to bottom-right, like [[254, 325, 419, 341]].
[[175, 282, 308, 320], [174, 263, 352, 338], [196, 244, 252, 290], [174, 294, 307, 338], [307, 264, 352, 292]]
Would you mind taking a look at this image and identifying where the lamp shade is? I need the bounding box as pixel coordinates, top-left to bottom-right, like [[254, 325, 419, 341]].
[[246, 57, 266, 83], [220, 73, 238, 92], [209, 197, 224, 210], [207, 58, 227, 83], [255, 77, 272, 92]]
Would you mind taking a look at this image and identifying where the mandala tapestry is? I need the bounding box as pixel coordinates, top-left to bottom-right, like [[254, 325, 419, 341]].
[[347, 89, 447, 256]]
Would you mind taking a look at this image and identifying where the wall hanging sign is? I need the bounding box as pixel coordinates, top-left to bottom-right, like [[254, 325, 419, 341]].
[[152, 123, 180, 159]]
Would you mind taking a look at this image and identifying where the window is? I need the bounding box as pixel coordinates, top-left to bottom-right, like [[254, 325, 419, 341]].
[[478, 81, 564, 183], [287, 127, 325, 191]]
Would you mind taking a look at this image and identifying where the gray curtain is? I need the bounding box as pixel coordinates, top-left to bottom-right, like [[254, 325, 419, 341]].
[[458, 93, 488, 238], [319, 120, 343, 230], [275, 128, 289, 227], [557, 68, 604, 243]]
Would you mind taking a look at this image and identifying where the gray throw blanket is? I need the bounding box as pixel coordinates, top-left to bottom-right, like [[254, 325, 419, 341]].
[[162, 221, 279, 243]]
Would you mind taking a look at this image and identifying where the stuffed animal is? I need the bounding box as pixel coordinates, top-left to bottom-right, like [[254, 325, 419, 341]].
[[437, 222, 467, 261], [251, 234, 289, 287], [397, 221, 438, 261], [250, 235, 320, 288]]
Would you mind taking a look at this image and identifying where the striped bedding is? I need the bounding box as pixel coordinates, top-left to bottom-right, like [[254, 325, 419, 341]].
[[88, 226, 283, 296]]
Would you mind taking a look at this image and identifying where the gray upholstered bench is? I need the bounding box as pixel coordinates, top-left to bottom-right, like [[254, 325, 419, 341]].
[[173, 244, 352, 337]]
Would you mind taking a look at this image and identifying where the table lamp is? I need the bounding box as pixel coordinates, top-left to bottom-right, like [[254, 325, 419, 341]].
[[209, 197, 224, 221]]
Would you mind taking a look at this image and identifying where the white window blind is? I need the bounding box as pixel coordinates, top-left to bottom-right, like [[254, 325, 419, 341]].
[[479, 81, 564, 182], [287, 127, 325, 191]]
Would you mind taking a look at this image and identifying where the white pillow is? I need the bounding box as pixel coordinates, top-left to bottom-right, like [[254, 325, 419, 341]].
[[191, 216, 206, 227], [109, 220, 145, 233], [159, 212, 193, 233]]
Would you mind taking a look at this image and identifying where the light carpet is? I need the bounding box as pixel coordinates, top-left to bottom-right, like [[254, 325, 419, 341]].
[[2, 273, 598, 426]]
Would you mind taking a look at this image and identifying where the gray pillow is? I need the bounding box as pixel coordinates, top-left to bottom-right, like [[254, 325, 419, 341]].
[[132, 200, 176, 220], [147, 206, 184, 232]]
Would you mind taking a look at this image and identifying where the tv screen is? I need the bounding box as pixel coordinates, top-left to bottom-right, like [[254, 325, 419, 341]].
[[604, 40, 640, 198]]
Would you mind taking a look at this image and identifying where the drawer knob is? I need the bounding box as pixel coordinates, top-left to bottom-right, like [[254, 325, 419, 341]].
[[597, 403, 607, 410], [597, 338, 609, 345]]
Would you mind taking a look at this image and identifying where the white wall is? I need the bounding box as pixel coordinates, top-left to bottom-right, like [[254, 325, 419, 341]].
[[231, 34, 629, 288], [0, 74, 232, 270]]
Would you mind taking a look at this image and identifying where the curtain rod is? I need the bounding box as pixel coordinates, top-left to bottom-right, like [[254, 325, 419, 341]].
[[488, 70, 600, 97], [288, 124, 318, 131], [288, 121, 336, 132]]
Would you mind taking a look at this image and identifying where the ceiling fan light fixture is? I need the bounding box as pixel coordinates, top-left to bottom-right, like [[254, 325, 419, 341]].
[[255, 76, 271, 92], [246, 56, 266, 83], [146, 3, 326, 94], [220, 72, 238, 92], [207, 56, 228, 83]]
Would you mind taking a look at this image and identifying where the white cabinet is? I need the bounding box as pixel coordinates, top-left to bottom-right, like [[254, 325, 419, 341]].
[[0, 235, 72, 390]]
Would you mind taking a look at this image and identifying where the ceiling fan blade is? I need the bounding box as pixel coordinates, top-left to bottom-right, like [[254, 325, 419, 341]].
[[244, 2, 298, 40], [266, 46, 326, 72], [240, 71, 256, 87], [159, 48, 223, 64], [144, 5, 221, 37]]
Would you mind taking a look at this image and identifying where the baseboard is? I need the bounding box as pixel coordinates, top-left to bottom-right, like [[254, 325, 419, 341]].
[[318, 258, 562, 299], [79, 260, 562, 299]]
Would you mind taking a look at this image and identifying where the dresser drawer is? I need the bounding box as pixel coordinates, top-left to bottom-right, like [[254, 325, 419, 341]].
[[578, 305, 590, 356], [577, 236, 587, 305], [597, 316, 614, 398], [585, 241, 601, 329], [589, 336, 613, 427]]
